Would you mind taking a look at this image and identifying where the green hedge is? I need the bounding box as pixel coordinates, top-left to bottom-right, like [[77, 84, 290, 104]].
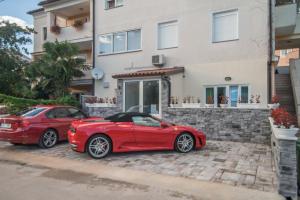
[[0, 94, 80, 114]]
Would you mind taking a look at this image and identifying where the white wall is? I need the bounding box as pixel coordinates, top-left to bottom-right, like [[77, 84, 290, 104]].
[[95, 0, 270, 106]]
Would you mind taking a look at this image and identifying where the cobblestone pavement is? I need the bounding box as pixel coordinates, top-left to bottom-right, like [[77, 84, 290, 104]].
[[0, 140, 277, 192]]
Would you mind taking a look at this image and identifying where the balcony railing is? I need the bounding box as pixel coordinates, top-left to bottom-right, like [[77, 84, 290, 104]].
[[50, 21, 92, 43]]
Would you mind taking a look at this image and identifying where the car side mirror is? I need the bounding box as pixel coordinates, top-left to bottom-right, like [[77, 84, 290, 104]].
[[161, 122, 169, 128]]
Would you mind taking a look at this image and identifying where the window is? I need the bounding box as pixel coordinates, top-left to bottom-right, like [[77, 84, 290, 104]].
[[158, 21, 178, 49], [46, 108, 69, 119], [124, 80, 161, 117], [67, 108, 87, 119], [280, 49, 292, 57], [43, 27, 47, 41], [213, 9, 238, 42], [132, 116, 161, 127], [206, 88, 214, 104], [113, 32, 126, 52], [127, 30, 141, 51], [205, 85, 249, 107], [21, 108, 46, 117], [105, 0, 123, 9], [240, 86, 249, 103], [99, 34, 113, 54], [99, 29, 141, 55]]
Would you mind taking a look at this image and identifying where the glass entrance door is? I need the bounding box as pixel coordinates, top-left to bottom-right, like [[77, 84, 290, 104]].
[[229, 86, 238, 107], [124, 79, 161, 117]]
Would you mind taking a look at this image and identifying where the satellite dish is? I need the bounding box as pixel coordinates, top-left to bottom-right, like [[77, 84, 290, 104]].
[[91, 68, 104, 80]]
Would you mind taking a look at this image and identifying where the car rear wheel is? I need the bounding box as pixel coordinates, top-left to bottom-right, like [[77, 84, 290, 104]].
[[39, 129, 58, 149], [175, 133, 195, 153], [87, 134, 111, 159]]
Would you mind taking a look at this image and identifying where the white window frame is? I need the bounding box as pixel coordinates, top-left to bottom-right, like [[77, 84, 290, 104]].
[[104, 0, 123, 10], [157, 20, 179, 50], [204, 84, 250, 107], [99, 29, 142, 55], [212, 9, 239, 43], [123, 78, 162, 118]]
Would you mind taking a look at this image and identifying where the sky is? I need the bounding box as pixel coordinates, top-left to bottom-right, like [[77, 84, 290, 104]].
[[0, 0, 41, 55]]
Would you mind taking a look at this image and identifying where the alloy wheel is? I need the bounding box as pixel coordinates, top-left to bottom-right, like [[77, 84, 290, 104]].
[[88, 136, 110, 159], [176, 134, 194, 153], [42, 130, 57, 148]]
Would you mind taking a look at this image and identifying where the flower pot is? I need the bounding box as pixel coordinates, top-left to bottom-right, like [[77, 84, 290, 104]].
[[273, 126, 299, 138], [268, 103, 280, 109], [205, 104, 214, 108], [237, 103, 260, 109], [182, 103, 201, 108], [220, 104, 229, 108]]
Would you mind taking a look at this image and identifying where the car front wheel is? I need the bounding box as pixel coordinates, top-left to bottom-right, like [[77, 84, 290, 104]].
[[87, 134, 111, 159], [175, 133, 195, 153]]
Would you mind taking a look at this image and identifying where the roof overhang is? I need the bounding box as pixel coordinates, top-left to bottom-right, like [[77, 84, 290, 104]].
[[112, 67, 185, 79]]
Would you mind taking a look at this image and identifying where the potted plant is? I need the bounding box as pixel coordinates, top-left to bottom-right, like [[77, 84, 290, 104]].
[[85, 96, 97, 107], [220, 96, 229, 108], [268, 95, 280, 109], [72, 20, 84, 30], [270, 108, 299, 138], [182, 96, 201, 108], [50, 25, 61, 34], [205, 96, 214, 108]]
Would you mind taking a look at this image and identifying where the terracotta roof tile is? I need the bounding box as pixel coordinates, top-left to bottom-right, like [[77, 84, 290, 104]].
[[38, 0, 61, 6], [112, 67, 185, 79], [27, 8, 44, 15]]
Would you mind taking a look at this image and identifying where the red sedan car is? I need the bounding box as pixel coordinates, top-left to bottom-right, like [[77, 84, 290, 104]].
[[68, 112, 206, 159], [0, 105, 91, 148]]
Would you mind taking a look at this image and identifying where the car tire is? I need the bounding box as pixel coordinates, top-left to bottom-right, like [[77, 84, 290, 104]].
[[39, 129, 58, 149], [86, 134, 112, 159], [175, 133, 195, 153]]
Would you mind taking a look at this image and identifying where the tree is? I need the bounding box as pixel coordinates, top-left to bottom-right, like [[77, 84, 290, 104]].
[[0, 21, 34, 97], [27, 41, 89, 99]]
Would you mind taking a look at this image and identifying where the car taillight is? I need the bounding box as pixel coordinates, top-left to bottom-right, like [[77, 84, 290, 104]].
[[19, 120, 30, 128]]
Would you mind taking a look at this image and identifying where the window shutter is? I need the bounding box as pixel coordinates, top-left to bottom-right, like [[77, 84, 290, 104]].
[[158, 21, 178, 49], [213, 10, 238, 42]]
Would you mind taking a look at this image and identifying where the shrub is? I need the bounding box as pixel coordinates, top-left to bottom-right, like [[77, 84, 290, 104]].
[[0, 106, 7, 115], [220, 96, 228, 104], [0, 94, 79, 114], [271, 108, 297, 129]]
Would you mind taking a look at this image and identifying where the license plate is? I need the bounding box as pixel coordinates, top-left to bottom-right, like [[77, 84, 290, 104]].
[[0, 123, 11, 129]]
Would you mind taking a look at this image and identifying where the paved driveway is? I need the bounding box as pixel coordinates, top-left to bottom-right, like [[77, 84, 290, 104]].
[[0, 140, 276, 192]]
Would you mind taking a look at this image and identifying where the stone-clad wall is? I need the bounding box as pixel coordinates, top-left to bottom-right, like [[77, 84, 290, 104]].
[[163, 108, 271, 144], [86, 106, 121, 118], [271, 133, 298, 199]]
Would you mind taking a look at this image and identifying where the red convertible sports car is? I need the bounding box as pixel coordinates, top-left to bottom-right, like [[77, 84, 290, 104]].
[[0, 105, 92, 148], [68, 112, 206, 159]]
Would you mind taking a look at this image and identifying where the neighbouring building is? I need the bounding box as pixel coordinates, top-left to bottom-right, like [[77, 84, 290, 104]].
[[28, 0, 94, 97]]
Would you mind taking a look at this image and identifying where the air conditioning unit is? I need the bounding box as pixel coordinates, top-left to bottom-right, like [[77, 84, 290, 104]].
[[152, 54, 165, 67]]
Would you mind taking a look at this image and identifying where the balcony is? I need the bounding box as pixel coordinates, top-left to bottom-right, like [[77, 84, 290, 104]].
[[46, 0, 92, 44], [275, 3, 298, 36], [50, 21, 92, 43]]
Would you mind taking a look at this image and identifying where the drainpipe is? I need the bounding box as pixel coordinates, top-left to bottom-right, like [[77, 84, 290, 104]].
[[161, 76, 171, 107], [268, 0, 275, 103], [92, 0, 96, 96]]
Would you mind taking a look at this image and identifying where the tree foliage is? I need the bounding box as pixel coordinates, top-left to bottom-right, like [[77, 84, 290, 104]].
[[27, 41, 89, 99], [0, 21, 34, 97]]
